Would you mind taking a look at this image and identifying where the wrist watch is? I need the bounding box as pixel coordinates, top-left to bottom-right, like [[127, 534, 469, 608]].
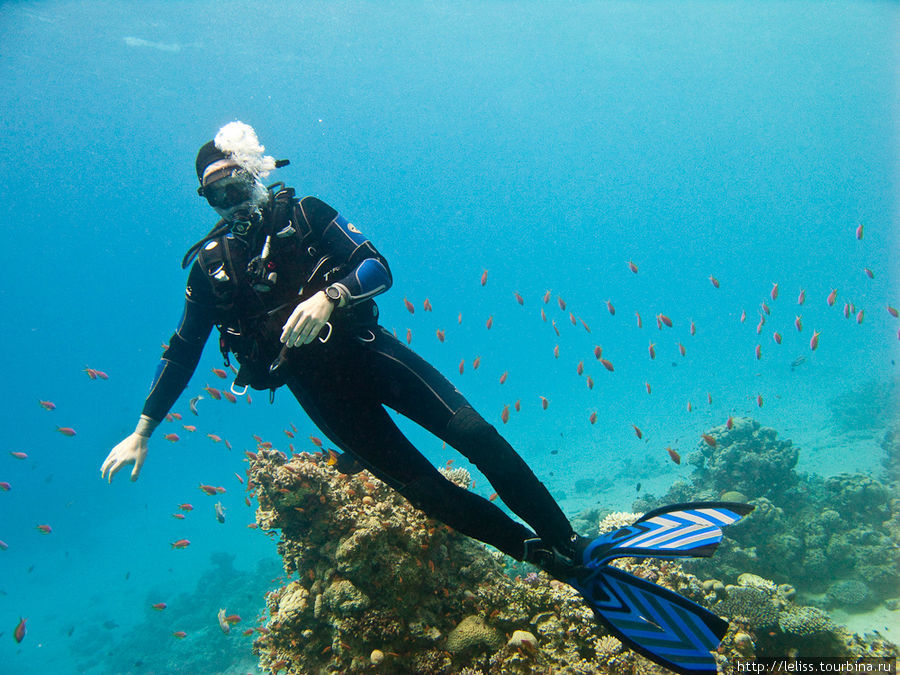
[[324, 284, 344, 305]]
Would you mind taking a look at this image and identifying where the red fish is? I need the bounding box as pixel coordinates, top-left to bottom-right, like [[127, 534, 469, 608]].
[[687, 401, 693, 412], [10, 451, 27, 459], [770, 283, 778, 300], [773, 331, 782, 344], [164, 433, 180, 442], [224, 614, 241, 624], [36, 524, 52, 534], [514, 400, 521, 412], [635, 312, 642, 328], [701, 434, 716, 448], [757, 394, 763, 407], [0, 482, 10, 491], [856, 223, 863, 240], [586, 376, 594, 390], [488, 492, 498, 502], [645, 382, 651, 395], [204, 385, 222, 400], [243, 628, 255, 636], [666, 447, 681, 465], [458, 360, 465, 375], [580, 318, 591, 333], [485, 316, 493, 330], [500, 405, 510, 424], [514, 292, 524, 305], [606, 300, 615, 316], [178, 503, 193, 511], [56, 426, 76, 437], [726, 416, 734, 430], [761, 302, 770, 316], [864, 268, 874, 279], [843, 302, 850, 319], [827, 288, 837, 306], [632, 425, 643, 439], [678, 343, 686, 357], [457, 312, 462, 325], [557, 296, 566, 311], [593, 345, 603, 360], [172, 513, 185, 519], [170, 539, 191, 549], [856, 310, 864, 324], [212, 368, 227, 379], [658, 314, 672, 328], [173, 630, 187, 639], [756, 317, 764, 335], [283, 429, 294, 438], [567, 312, 576, 326], [404, 297, 415, 314], [14, 617, 26, 643], [795, 315, 803, 332], [648, 342, 656, 359], [436, 329, 445, 342], [709, 275, 720, 289], [740, 310, 746, 323], [183, 425, 197, 432], [553, 345, 559, 359], [797, 289, 806, 305], [472, 356, 481, 369], [628, 260, 638, 274], [234, 472, 244, 484], [152, 603, 167, 610], [38, 400, 56, 411], [406, 328, 412, 344], [499, 371, 508, 384], [551, 320, 559, 336], [755, 344, 761, 360], [222, 390, 237, 404], [690, 321, 696, 336], [888, 305, 899, 318], [589, 412, 597, 424], [810, 330, 820, 351], [84, 367, 97, 380], [199, 484, 218, 496], [423, 298, 433, 312], [707, 392, 712, 404], [540, 396, 549, 410], [94, 369, 109, 380], [576, 361, 584, 376], [600, 358, 614, 372], [542, 290, 551, 304], [481, 270, 488, 286]]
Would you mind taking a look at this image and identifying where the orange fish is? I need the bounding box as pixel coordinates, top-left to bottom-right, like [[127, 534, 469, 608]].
[[576, 361, 584, 376], [481, 269, 488, 286], [709, 275, 720, 289], [707, 392, 712, 404], [173, 631, 187, 639], [10, 451, 27, 459], [726, 416, 733, 430], [283, 429, 294, 438], [404, 297, 415, 314], [204, 385, 222, 400], [580, 318, 591, 333], [224, 614, 241, 624], [207, 433, 222, 443], [658, 314, 672, 328], [38, 400, 56, 411], [234, 472, 244, 484], [797, 289, 806, 304], [569, 312, 577, 326], [36, 524, 51, 534], [436, 329, 445, 342], [773, 331, 782, 344], [152, 603, 167, 610], [405, 328, 412, 344], [687, 401, 693, 412], [170, 539, 190, 549], [843, 302, 850, 319], [856, 310, 864, 324], [589, 412, 597, 424], [600, 358, 614, 372], [756, 317, 764, 335], [485, 316, 493, 330], [635, 312, 642, 328], [755, 344, 761, 360], [514, 400, 521, 412], [648, 342, 656, 359], [172, 513, 185, 519], [740, 310, 746, 323], [557, 296, 566, 311], [856, 223, 864, 240], [539, 396, 549, 410], [423, 298, 433, 312], [757, 394, 763, 407], [458, 360, 465, 375], [593, 345, 603, 360], [553, 345, 559, 358], [606, 300, 615, 315], [632, 425, 642, 439], [224, 440, 232, 450], [212, 368, 227, 379], [810, 330, 820, 351], [888, 305, 899, 318], [666, 447, 681, 465], [242, 628, 255, 636], [222, 390, 237, 404], [770, 283, 779, 301], [500, 405, 510, 424], [458, 312, 462, 324], [542, 290, 551, 303], [199, 484, 218, 496], [164, 433, 180, 442], [690, 321, 696, 336], [488, 492, 498, 502], [586, 376, 594, 390], [171, 412, 182, 420], [701, 434, 716, 448], [14, 617, 26, 644], [827, 288, 837, 306], [56, 426, 76, 437], [183, 425, 196, 432], [761, 302, 770, 316], [864, 268, 874, 279], [514, 292, 524, 305], [179, 503, 193, 511], [644, 382, 651, 395], [795, 315, 803, 332], [540, 308, 547, 322], [499, 371, 508, 384], [628, 260, 638, 273], [678, 343, 686, 357], [326, 449, 339, 466], [472, 356, 481, 369]]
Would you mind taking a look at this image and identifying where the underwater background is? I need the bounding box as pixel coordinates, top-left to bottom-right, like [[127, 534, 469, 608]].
[[1, 1, 898, 673]]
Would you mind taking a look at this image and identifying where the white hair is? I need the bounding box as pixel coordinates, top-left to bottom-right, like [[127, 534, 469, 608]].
[[214, 121, 276, 178]]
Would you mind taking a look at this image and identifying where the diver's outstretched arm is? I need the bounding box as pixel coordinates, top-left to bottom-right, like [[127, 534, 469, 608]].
[[100, 415, 156, 483]]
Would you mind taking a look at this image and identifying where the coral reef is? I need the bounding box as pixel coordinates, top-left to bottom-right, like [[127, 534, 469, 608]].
[[246, 448, 716, 674]]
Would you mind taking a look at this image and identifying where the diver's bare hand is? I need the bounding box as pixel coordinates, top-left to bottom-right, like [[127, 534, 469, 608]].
[[280, 291, 335, 347], [101, 434, 149, 483]]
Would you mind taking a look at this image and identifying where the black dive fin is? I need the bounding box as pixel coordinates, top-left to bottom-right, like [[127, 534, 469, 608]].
[[569, 565, 727, 675], [583, 501, 754, 568]]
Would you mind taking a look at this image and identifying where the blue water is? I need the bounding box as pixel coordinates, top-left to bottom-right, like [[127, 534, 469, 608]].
[[1, 1, 897, 672]]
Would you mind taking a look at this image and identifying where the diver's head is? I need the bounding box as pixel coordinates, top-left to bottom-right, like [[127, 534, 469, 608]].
[[195, 122, 284, 233]]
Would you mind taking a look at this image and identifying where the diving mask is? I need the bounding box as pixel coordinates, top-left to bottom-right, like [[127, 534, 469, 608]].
[[200, 171, 256, 210]]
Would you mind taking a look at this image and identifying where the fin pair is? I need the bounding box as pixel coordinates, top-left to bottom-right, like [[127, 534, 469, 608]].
[[567, 502, 753, 675]]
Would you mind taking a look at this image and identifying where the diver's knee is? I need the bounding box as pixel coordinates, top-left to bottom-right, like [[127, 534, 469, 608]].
[[445, 405, 495, 443]]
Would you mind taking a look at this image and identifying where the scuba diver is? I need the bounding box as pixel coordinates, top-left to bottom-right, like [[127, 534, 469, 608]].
[[100, 121, 751, 674]]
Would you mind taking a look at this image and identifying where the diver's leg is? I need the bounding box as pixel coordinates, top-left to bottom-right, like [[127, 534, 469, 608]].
[[362, 329, 579, 554], [284, 375, 536, 559]]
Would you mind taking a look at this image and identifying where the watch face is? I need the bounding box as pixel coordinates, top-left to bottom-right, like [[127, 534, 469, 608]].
[[326, 286, 341, 302]]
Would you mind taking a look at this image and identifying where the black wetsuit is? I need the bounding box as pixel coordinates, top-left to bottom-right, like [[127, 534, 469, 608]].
[[143, 189, 575, 559]]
